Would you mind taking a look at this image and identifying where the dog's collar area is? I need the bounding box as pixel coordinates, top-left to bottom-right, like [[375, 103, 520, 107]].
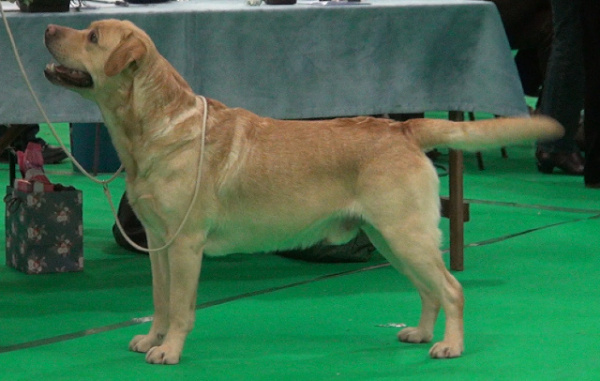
[[44, 63, 93, 88]]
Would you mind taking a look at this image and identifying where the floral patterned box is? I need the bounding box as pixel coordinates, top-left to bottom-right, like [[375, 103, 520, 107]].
[[4, 187, 83, 274]]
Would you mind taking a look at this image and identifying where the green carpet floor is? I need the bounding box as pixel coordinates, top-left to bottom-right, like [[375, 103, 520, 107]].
[[1, 123, 599, 380]]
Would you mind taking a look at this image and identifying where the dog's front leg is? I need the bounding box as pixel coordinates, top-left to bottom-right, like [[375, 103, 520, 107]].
[[130, 234, 170, 353], [144, 235, 204, 365]]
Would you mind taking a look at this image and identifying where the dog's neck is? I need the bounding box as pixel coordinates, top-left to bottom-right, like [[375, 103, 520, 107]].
[[95, 55, 204, 180]]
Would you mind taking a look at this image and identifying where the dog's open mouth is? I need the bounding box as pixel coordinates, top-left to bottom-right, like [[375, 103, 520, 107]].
[[44, 63, 93, 88]]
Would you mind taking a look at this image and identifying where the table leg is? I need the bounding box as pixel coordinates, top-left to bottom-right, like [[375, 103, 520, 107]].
[[448, 111, 464, 271]]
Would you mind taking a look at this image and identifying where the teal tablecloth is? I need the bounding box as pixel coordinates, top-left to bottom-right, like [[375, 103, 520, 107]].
[[0, 0, 527, 123]]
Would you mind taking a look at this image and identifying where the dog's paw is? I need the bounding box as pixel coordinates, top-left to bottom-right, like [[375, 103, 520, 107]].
[[397, 327, 433, 343], [145, 345, 181, 365], [428, 340, 464, 359], [129, 334, 163, 353]]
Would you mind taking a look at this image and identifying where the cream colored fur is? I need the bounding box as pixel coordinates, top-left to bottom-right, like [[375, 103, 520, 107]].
[[44, 19, 563, 365]]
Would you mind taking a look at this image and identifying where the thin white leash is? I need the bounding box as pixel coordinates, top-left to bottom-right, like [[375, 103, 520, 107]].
[[1, 3, 208, 252]]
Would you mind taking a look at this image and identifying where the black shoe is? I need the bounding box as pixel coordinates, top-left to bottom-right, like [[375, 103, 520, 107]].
[[41, 143, 68, 164], [585, 182, 600, 189], [536, 149, 585, 175]]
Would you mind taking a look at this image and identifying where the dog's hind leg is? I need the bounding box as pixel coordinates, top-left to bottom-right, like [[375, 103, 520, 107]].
[[362, 220, 464, 358], [129, 233, 170, 354]]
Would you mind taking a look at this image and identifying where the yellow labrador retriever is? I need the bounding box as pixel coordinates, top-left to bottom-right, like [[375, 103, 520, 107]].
[[43, 19, 562, 365]]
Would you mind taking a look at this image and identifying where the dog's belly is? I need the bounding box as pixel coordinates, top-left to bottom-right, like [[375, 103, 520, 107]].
[[202, 215, 362, 256]]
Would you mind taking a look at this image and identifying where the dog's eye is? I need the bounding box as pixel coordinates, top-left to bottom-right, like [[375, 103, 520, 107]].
[[88, 31, 98, 44]]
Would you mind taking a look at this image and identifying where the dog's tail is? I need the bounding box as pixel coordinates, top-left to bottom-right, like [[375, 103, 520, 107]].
[[410, 115, 564, 151]]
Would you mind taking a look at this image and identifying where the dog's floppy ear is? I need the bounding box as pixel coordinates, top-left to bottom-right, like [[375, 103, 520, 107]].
[[104, 34, 147, 77]]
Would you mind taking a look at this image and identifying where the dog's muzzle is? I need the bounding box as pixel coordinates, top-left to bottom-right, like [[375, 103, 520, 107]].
[[44, 25, 94, 89]]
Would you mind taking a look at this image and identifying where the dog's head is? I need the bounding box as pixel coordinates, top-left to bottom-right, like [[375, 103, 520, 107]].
[[44, 19, 153, 96]]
